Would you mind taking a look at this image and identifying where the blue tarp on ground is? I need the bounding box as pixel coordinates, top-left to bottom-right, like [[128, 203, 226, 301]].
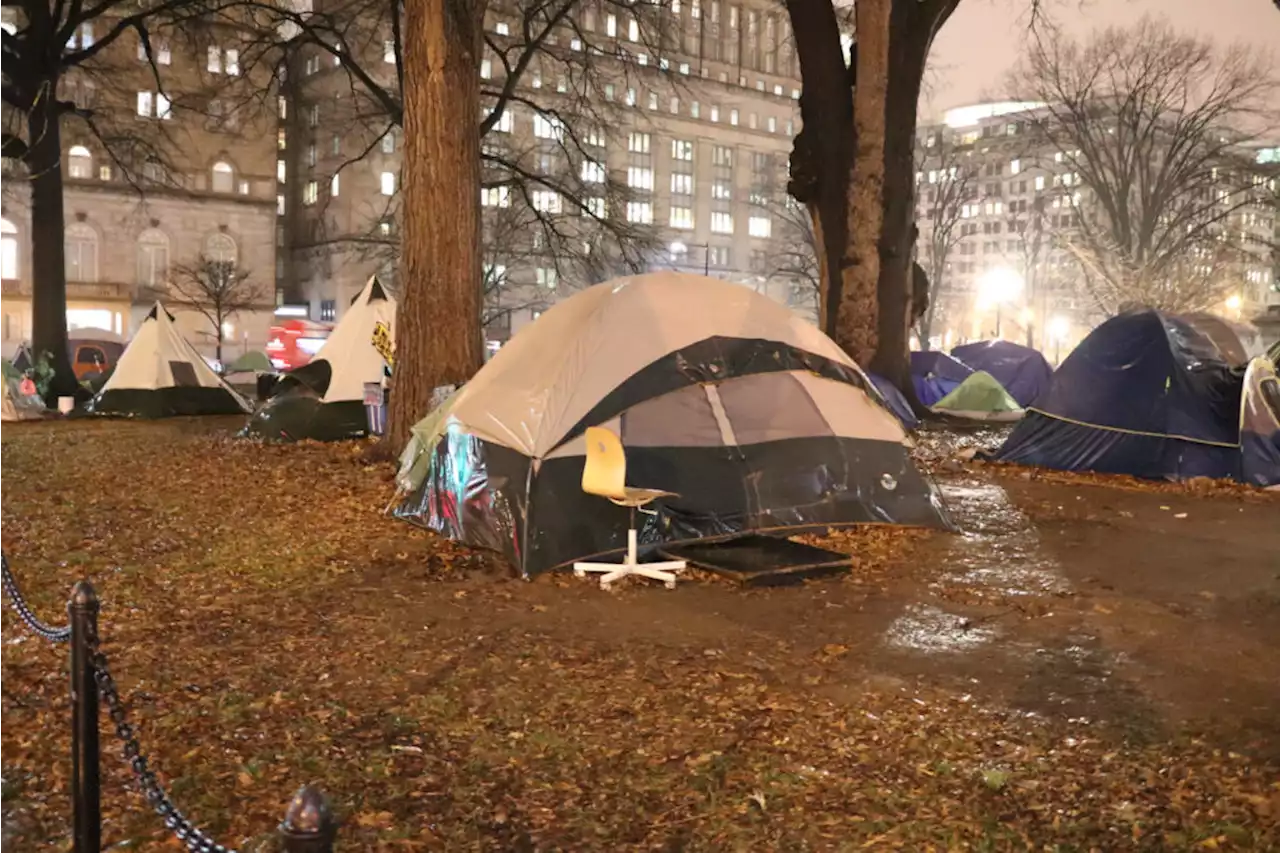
[[1241, 357, 1280, 488], [994, 310, 1245, 482], [910, 351, 974, 407], [868, 373, 918, 430], [950, 340, 1053, 408]]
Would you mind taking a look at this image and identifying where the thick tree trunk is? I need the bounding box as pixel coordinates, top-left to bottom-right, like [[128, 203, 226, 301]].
[[388, 0, 486, 452], [27, 88, 79, 404], [838, 0, 891, 368]]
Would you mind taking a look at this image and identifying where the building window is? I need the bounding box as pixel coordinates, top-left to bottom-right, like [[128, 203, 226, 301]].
[[710, 211, 734, 234], [1, 219, 18, 280], [211, 161, 235, 193], [381, 132, 395, 154], [207, 45, 221, 73], [767, 116, 777, 133], [136, 228, 169, 287], [627, 167, 653, 190], [628, 132, 650, 154], [581, 161, 605, 183], [710, 105, 720, 123], [67, 145, 92, 179], [481, 187, 510, 207], [495, 21, 510, 35], [669, 207, 694, 229], [532, 190, 562, 213], [536, 267, 558, 288], [277, 195, 286, 215], [205, 233, 237, 265], [320, 299, 337, 322], [711, 179, 732, 200], [98, 165, 111, 180], [308, 104, 319, 127], [730, 108, 739, 126], [606, 14, 617, 36], [304, 180, 318, 205], [671, 173, 693, 194], [533, 113, 563, 140], [380, 172, 396, 195], [585, 197, 606, 218], [671, 139, 694, 161], [1010, 158, 1021, 175], [712, 145, 733, 167], [330, 174, 340, 197], [65, 223, 98, 283], [626, 201, 653, 223], [136, 91, 171, 119], [748, 215, 772, 238], [383, 40, 395, 63], [277, 159, 286, 184], [480, 58, 492, 78]]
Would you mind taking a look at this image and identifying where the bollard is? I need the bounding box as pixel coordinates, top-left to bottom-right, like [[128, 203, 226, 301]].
[[280, 785, 337, 853], [69, 581, 100, 853]]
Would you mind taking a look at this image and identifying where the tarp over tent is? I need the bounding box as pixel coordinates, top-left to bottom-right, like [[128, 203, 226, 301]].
[[910, 350, 974, 407], [242, 276, 394, 441], [867, 372, 918, 430], [931, 371, 1025, 422], [393, 272, 950, 577], [86, 304, 251, 418], [2, 370, 45, 421], [1240, 357, 1280, 488], [994, 310, 1245, 481], [950, 340, 1052, 407]]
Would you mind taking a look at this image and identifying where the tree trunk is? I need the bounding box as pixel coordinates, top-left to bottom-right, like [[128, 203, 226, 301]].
[[388, 0, 487, 452], [837, 0, 891, 368], [27, 86, 78, 405]]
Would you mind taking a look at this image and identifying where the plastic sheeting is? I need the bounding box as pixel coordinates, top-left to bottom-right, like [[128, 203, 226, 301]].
[[995, 310, 1246, 481], [1241, 357, 1280, 488], [867, 373, 918, 430], [910, 351, 974, 407], [949, 340, 1053, 407]]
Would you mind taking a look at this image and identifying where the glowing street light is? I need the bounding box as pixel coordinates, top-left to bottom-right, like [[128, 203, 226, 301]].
[[1225, 293, 1243, 318], [977, 266, 1025, 338], [1048, 315, 1070, 364]]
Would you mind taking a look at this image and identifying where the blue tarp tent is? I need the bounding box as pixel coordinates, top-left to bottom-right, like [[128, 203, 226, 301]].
[[950, 340, 1053, 407], [868, 373, 918, 430], [910, 351, 974, 407], [994, 310, 1245, 481], [1241, 357, 1280, 488]]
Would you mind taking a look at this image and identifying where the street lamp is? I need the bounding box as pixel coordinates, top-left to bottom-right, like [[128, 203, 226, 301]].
[[977, 266, 1025, 338], [1225, 293, 1243, 319], [1048, 314, 1070, 364]]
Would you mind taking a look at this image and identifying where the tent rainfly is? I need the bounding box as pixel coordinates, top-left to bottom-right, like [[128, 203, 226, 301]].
[[242, 275, 395, 441], [86, 304, 251, 418], [392, 272, 951, 578], [949, 340, 1053, 408]]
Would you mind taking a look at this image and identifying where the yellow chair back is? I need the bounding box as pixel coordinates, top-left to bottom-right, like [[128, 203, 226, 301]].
[[581, 426, 627, 499]]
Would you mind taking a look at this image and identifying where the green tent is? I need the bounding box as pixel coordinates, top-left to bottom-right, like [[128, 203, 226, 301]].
[[931, 370, 1025, 422], [226, 350, 275, 374]]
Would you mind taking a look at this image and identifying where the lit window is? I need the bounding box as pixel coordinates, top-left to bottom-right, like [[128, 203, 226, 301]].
[[679, 62, 690, 75], [98, 165, 111, 180], [767, 116, 776, 133], [710, 105, 720, 123], [225, 49, 239, 75], [533, 113, 563, 140], [136, 91, 152, 117], [648, 91, 658, 110], [669, 207, 694, 229], [207, 45, 221, 73], [711, 180, 731, 200], [277, 195, 286, 215], [671, 139, 694, 161], [710, 211, 734, 234], [628, 19, 639, 41], [627, 167, 654, 190], [211, 161, 235, 193], [585, 197, 606, 218], [606, 14, 617, 36], [670, 97, 680, 114], [730, 109, 739, 126], [277, 159, 286, 183], [532, 190, 562, 213], [304, 181, 318, 205], [65, 223, 98, 283], [136, 229, 169, 287], [1034, 175, 1045, 191], [381, 133, 395, 154], [536, 267, 558, 288], [480, 59, 492, 78], [1010, 158, 1021, 175], [626, 88, 636, 106], [383, 40, 395, 63], [581, 161, 606, 183], [2, 219, 19, 280], [68, 145, 92, 179], [307, 144, 317, 167], [381, 172, 396, 195], [628, 132, 650, 153], [691, 101, 700, 119], [330, 174, 340, 197], [748, 216, 771, 238], [495, 21, 509, 35], [626, 201, 653, 223], [481, 187, 511, 207], [671, 173, 693, 194]]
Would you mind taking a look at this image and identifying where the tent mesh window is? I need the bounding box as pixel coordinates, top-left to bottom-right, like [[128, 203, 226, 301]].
[[168, 361, 200, 388]]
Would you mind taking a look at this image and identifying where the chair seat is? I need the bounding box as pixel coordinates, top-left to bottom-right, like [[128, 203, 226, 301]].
[[608, 487, 679, 508]]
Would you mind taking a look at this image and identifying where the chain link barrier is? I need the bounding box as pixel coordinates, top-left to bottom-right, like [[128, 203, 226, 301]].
[[1, 554, 72, 643], [88, 624, 238, 853]]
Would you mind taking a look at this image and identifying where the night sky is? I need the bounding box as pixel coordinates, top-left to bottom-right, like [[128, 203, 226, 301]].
[[923, 0, 1280, 118]]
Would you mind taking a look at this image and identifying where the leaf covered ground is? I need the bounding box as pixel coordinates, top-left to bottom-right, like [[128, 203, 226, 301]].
[[2, 419, 1278, 851]]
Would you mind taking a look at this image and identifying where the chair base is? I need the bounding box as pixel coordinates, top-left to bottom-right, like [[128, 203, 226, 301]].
[[573, 559, 687, 590]]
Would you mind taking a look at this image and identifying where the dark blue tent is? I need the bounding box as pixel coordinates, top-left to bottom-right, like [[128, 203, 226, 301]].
[[910, 351, 974, 407], [1241, 358, 1280, 488], [868, 372, 918, 430], [994, 311, 1245, 481], [950, 340, 1053, 407]]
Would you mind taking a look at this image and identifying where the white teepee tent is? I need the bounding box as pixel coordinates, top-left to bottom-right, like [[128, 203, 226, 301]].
[[87, 303, 251, 418]]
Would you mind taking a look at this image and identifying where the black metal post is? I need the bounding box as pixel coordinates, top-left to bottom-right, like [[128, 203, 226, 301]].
[[280, 785, 337, 853], [69, 581, 100, 853]]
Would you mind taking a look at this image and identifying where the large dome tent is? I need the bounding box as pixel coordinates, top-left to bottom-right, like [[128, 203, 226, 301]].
[[393, 272, 950, 577], [950, 340, 1053, 407]]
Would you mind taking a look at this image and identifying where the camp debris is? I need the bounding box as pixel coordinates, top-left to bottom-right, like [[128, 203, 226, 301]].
[[930, 370, 1025, 422], [85, 303, 251, 418], [949, 340, 1053, 408], [994, 309, 1252, 482], [2, 369, 45, 421], [910, 350, 974, 407], [242, 275, 395, 441], [392, 271, 950, 578]]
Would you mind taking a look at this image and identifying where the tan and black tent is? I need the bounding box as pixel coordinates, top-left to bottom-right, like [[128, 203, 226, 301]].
[[393, 272, 950, 577]]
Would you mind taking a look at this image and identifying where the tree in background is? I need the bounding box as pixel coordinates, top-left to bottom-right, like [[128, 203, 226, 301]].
[[168, 255, 267, 364], [1, 0, 241, 402], [1011, 17, 1280, 316], [915, 132, 977, 348]]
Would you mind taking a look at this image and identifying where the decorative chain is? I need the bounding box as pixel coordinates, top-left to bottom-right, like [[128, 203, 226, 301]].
[[1, 554, 72, 643], [88, 625, 237, 853]]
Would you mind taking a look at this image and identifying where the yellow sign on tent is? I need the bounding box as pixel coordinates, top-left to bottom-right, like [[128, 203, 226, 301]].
[[372, 321, 394, 368]]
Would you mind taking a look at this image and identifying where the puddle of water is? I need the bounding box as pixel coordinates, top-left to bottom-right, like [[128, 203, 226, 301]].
[[884, 604, 999, 653]]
